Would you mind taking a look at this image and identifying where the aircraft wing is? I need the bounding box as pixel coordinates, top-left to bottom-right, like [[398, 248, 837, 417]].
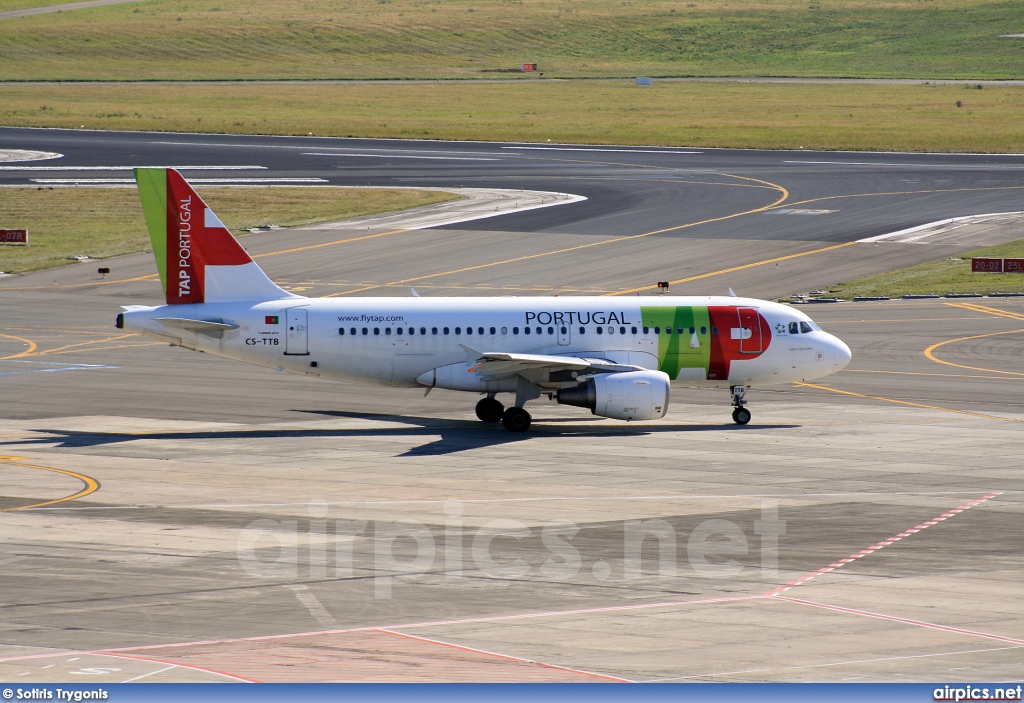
[[463, 347, 644, 381]]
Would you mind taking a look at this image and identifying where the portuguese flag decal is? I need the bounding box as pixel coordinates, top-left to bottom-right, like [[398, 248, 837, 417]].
[[265, 315, 279, 324]]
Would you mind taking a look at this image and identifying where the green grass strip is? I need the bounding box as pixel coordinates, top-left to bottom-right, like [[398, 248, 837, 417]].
[[0, 186, 458, 274]]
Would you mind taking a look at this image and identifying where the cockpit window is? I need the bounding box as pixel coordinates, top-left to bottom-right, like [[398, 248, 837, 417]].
[[808, 321, 822, 331], [789, 321, 799, 335], [799, 321, 814, 334]]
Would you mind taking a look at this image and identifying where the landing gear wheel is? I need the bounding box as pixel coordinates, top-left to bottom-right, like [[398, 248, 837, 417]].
[[732, 407, 751, 425], [501, 407, 532, 432], [475, 397, 504, 423]]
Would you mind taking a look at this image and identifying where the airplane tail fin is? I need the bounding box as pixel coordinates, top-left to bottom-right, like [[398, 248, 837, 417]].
[[135, 168, 298, 305]]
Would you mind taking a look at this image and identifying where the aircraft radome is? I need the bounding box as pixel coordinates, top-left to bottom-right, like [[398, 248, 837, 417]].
[[118, 169, 852, 432]]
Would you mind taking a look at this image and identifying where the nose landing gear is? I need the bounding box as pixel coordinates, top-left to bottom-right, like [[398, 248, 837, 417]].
[[730, 386, 751, 425]]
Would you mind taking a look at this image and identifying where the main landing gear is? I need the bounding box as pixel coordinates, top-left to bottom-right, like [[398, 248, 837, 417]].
[[730, 385, 751, 425], [475, 395, 532, 432], [501, 407, 532, 432], [475, 396, 504, 423]]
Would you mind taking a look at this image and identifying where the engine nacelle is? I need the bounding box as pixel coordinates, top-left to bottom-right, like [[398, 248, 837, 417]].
[[557, 370, 670, 421]]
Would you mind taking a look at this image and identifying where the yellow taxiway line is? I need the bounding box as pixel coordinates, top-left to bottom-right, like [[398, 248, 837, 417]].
[[0, 455, 101, 512], [0, 333, 38, 360], [923, 329, 1024, 378], [795, 382, 1023, 425]]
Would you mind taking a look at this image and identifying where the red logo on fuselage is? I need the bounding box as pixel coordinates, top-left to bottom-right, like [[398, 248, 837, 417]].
[[706, 306, 772, 380]]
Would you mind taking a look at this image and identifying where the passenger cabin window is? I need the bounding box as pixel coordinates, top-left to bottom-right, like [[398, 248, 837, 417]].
[[465, 327, 472, 335], [700, 326, 706, 334], [643, 326, 649, 334], [444, 327, 450, 335], [455, 327, 462, 335], [547, 326, 554, 335], [596, 327, 603, 335], [420, 327, 426, 335], [480, 327, 485, 335], [432, 327, 438, 335], [578, 326, 585, 335], [396, 328, 402, 335], [524, 327, 531, 335], [560, 326, 567, 335], [385, 328, 392, 335], [631, 326, 637, 334], [362, 328, 369, 335], [711, 326, 718, 335], [654, 327, 661, 334], [501, 327, 507, 334], [800, 321, 814, 334], [513, 327, 519, 335], [374, 328, 380, 335], [490, 327, 496, 335]]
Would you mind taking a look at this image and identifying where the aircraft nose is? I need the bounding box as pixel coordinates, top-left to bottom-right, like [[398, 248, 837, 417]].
[[830, 334, 852, 371]]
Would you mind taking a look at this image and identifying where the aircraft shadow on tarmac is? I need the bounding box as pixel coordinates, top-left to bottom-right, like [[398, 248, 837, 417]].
[[13, 411, 798, 457]]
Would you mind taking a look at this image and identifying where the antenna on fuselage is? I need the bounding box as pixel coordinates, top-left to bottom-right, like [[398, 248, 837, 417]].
[[728, 288, 738, 297]]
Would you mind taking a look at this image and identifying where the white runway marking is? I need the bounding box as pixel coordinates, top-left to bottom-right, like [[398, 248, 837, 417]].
[[120, 664, 178, 683], [857, 211, 1024, 243], [766, 208, 837, 215], [286, 585, 338, 628], [0, 165, 265, 171], [0, 150, 62, 163], [0, 360, 118, 378], [786, 160, 1024, 169], [303, 152, 499, 161], [300, 186, 585, 231], [504, 146, 701, 154], [30, 178, 328, 185]]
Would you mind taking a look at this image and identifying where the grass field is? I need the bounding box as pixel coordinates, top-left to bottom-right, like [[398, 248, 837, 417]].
[[0, 0, 1022, 81], [0, 0, 84, 12], [3, 81, 1024, 152], [823, 238, 1024, 298], [0, 186, 458, 274]]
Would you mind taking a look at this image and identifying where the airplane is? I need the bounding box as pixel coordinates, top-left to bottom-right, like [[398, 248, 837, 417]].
[[117, 168, 852, 432]]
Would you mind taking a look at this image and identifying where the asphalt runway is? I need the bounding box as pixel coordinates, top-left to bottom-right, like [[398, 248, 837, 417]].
[[0, 128, 1023, 683]]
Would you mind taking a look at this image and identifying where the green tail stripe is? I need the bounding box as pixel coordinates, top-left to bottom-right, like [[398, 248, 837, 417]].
[[134, 168, 168, 295]]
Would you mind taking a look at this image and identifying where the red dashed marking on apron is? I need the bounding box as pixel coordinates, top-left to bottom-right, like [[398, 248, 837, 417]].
[[764, 491, 1003, 596]]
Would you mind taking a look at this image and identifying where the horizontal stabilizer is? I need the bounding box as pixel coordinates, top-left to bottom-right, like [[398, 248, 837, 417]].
[[156, 317, 239, 338]]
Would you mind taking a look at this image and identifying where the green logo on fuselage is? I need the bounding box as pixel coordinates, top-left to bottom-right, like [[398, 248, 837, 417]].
[[641, 306, 712, 379]]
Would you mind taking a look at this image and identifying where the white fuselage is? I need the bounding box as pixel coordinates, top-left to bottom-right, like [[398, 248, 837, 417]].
[[120, 295, 852, 393]]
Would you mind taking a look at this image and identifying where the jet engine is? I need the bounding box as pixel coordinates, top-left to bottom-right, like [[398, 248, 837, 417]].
[[557, 370, 670, 421]]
